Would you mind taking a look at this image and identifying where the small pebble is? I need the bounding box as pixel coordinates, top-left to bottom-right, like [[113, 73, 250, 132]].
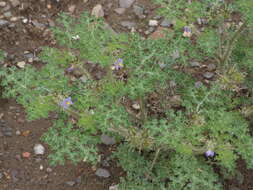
[[149, 20, 158, 26], [207, 64, 216, 71], [203, 72, 214, 79], [46, 168, 53, 173], [160, 19, 172, 27], [22, 152, 31, 158], [91, 4, 104, 18], [34, 144, 45, 155], [95, 168, 111, 178], [109, 185, 118, 190], [16, 130, 21, 136], [65, 181, 76, 186], [114, 8, 126, 15], [0, 1, 6, 7], [190, 61, 200, 67]]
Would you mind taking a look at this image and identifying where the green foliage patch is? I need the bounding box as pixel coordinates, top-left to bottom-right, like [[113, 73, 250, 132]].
[[1, 1, 253, 189]]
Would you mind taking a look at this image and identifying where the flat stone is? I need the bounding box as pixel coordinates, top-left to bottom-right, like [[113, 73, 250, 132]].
[[120, 21, 136, 29], [195, 81, 203, 88], [0, 1, 6, 7], [149, 20, 158, 26], [95, 168, 110, 178], [133, 5, 145, 19], [203, 72, 214, 79], [119, 0, 135, 8], [160, 19, 173, 27], [171, 50, 180, 60], [10, 0, 20, 7], [190, 61, 200, 67], [3, 11, 12, 18], [0, 19, 9, 27], [65, 181, 76, 186], [114, 8, 126, 15], [101, 134, 116, 145], [91, 4, 104, 18], [109, 185, 118, 190], [34, 144, 45, 155]]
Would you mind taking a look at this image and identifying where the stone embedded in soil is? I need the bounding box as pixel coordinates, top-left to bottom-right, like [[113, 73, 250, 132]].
[[0, 1, 6, 7], [171, 49, 180, 60], [203, 72, 214, 79], [160, 19, 173, 28], [0, 19, 9, 27], [133, 5, 145, 19], [114, 8, 126, 15], [10, 0, 20, 7], [46, 168, 53, 173], [119, 0, 135, 8], [3, 11, 12, 18], [195, 81, 203, 88], [65, 181, 76, 186], [2, 127, 13, 137], [120, 21, 136, 29], [109, 185, 118, 190], [95, 168, 111, 178], [91, 4, 104, 18], [101, 134, 116, 145], [144, 27, 155, 35], [34, 144, 45, 155], [149, 20, 158, 26], [190, 61, 201, 67]]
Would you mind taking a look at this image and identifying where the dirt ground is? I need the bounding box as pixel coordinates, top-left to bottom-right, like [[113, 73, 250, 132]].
[[0, 0, 253, 190]]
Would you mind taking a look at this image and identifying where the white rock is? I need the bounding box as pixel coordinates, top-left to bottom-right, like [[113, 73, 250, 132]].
[[109, 185, 118, 190], [0, 1, 6, 7], [119, 0, 135, 8], [91, 4, 104, 18], [149, 20, 158, 26], [34, 144, 45, 155], [22, 18, 28, 24], [17, 61, 26, 68]]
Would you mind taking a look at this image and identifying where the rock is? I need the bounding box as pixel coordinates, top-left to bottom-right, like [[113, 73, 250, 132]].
[[132, 103, 140, 110], [91, 4, 104, 18], [0, 19, 9, 27], [16, 130, 21, 136], [65, 181, 76, 186], [10, 0, 20, 7], [133, 5, 145, 19], [17, 61, 26, 68], [203, 72, 214, 79], [101, 134, 116, 145], [76, 176, 82, 184], [83, 0, 88, 3], [3, 11, 12, 18], [190, 61, 200, 67], [22, 18, 28, 24], [2, 127, 13, 137], [68, 5, 76, 13], [229, 186, 240, 190], [0, 1, 6, 7], [95, 168, 111, 178], [32, 20, 46, 29], [149, 20, 158, 26], [10, 17, 19, 22], [22, 152, 31, 158], [109, 185, 118, 190], [120, 21, 136, 29], [207, 64, 216, 71], [119, 0, 135, 8], [46, 168, 53, 173], [153, 15, 162, 20], [34, 144, 45, 155], [160, 19, 172, 27], [114, 8, 126, 15]]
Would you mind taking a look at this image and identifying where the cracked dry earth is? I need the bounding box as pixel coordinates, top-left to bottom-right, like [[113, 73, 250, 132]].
[[1, 0, 253, 190]]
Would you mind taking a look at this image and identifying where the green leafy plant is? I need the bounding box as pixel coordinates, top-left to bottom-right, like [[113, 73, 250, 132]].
[[1, 1, 253, 188]]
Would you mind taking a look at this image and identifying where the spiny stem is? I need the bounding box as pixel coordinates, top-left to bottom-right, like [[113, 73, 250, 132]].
[[149, 148, 161, 172]]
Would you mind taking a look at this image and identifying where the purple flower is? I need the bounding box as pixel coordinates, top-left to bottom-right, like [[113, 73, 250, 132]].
[[205, 150, 215, 157], [111, 58, 124, 70], [183, 26, 192, 37], [59, 97, 73, 109], [66, 65, 74, 72]]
